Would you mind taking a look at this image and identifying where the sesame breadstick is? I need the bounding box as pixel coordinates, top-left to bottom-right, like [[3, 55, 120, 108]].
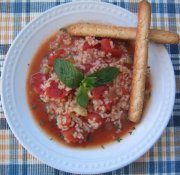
[[67, 23, 179, 44], [128, 0, 151, 123]]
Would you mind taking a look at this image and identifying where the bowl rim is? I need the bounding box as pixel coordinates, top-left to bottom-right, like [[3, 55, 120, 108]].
[[1, 1, 176, 174]]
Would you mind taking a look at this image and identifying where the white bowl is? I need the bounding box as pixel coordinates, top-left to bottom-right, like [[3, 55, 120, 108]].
[[1, 1, 175, 174]]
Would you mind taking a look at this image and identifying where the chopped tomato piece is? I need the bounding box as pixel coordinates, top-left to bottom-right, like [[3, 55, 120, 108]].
[[121, 87, 129, 95], [101, 39, 111, 50], [56, 49, 65, 56], [30, 72, 46, 94], [48, 52, 57, 66], [83, 63, 92, 73], [91, 85, 108, 99], [45, 81, 68, 99], [48, 49, 65, 66], [62, 127, 87, 143], [86, 112, 103, 126], [83, 42, 100, 51], [101, 38, 124, 57], [104, 102, 112, 113], [110, 48, 124, 57], [60, 114, 72, 127], [83, 42, 92, 50], [62, 127, 78, 143]]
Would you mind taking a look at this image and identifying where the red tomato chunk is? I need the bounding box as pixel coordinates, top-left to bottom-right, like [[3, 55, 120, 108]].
[[83, 42, 100, 51], [62, 127, 87, 144], [48, 49, 65, 66], [101, 38, 124, 57], [45, 81, 68, 99], [86, 113, 104, 126], [30, 72, 46, 94], [91, 85, 108, 99]]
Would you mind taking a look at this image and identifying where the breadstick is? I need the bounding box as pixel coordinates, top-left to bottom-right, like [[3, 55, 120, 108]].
[[67, 23, 179, 44], [149, 29, 179, 44], [128, 0, 151, 123]]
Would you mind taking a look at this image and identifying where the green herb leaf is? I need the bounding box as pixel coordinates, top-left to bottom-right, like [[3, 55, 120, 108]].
[[76, 77, 96, 108], [82, 77, 96, 88], [132, 127, 136, 130], [101, 145, 105, 149], [54, 59, 119, 108], [87, 135, 93, 142], [39, 119, 45, 126], [31, 104, 37, 110], [129, 126, 136, 135], [76, 85, 89, 108], [54, 59, 84, 88], [116, 138, 122, 142], [59, 133, 64, 140], [76, 68, 119, 108], [88, 67, 119, 86], [59, 28, 67, 32], [114, 123, 121, 130]]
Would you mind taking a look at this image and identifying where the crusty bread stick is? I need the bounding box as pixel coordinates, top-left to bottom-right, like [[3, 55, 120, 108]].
[[67, 23, 136, 41], [128, 0, 151, 123], [149, 29, 179, 44], [67, 23, 179, 44]]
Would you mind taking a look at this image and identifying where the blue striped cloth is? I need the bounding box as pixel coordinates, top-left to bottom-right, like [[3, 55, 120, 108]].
[[0, 0, 179, 174]]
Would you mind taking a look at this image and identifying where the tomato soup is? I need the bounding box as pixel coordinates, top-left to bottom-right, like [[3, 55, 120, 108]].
[[26, 29, 151, 148]]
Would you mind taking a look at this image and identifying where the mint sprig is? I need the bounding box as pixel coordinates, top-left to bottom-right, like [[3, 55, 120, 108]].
[[54, 59, 84, 88], [81, 77, 97, 88], [76, 77, 96, 108], [54, 59, 120, 108], [88, 67, 119, 86], [76, 85, 89, 108]]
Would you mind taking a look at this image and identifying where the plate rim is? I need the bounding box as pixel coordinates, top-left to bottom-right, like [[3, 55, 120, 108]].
[[1, 1, 176, 174]]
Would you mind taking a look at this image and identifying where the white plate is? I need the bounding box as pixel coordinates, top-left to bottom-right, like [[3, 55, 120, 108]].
[[1, 1, 175, 174]]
